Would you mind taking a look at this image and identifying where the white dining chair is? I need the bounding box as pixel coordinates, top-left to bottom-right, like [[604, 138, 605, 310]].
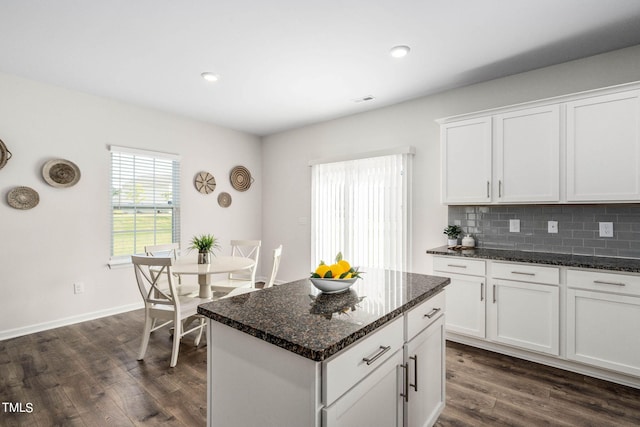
[[132, 255, 209, 368], [144, 243, 180, 259], [144, 242, 197, 294], [223, 244, 282, 298], [211, 239, 261, 293]]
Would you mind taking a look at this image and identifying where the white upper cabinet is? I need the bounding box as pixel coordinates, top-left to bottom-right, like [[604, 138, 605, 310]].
[[566, 90, 640, 202], [440, 81, 640, 205], [495, 105, 560, 202], [441, 117, 492, 204]]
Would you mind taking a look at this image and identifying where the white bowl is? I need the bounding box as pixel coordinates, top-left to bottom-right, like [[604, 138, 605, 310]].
[[309, 277, 357, 294]]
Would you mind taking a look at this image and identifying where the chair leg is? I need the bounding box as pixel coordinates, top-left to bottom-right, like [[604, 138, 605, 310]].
[[170, 316, 182, 368], [138, 311, 153, 361], [194, 318, 206, 347]]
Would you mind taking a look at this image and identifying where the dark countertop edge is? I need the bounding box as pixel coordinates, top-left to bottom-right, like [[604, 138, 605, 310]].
[[427, 246, 640, 273], [197, 281, 449, 362]]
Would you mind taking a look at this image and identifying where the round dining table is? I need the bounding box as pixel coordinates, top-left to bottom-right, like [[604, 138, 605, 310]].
[[170, 255, 255, 298]]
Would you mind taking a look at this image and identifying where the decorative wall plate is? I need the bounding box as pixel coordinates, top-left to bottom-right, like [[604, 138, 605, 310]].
[[0, 138, 12, 170], [194, 171, 216, 194], [42, 159, 81, 188], [217, 192, 232, 208], [7, 186, 39, 210], [230, 165, 253, 192]]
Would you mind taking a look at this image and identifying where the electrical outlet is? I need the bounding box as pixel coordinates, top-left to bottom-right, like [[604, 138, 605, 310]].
[[548, 221, 558, 234], [509, 219, 520, 233], [74, 282, 85, 294], [599, 222, 614, 238]]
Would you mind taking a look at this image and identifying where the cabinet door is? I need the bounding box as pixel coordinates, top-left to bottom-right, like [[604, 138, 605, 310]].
[[405, 315, 445, 427], [567, 289, 640, 377], [323, 350, 403, 427], [488, 280, 559, 355], [495, 105, 560, 202], [441, 117, 492, 204], [443, 273, 485, 338], [566, 90, 640, 201]]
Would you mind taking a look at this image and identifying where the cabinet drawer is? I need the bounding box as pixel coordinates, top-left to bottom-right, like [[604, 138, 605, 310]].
[[405, 291, 446, 341], [323, 316, 404, 406], [433, 256, 485, 276], [492, 262, 559, 285], [567, 269, 640, 296]]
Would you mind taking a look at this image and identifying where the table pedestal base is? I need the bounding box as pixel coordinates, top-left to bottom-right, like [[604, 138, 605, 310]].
[[198, 274, 212, 298]]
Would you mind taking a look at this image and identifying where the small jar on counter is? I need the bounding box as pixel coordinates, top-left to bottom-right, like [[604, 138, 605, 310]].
[[462, 234, 475, 247]]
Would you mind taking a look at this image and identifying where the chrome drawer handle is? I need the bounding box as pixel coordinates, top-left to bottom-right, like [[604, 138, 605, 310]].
[[486, 181, 490, 198], [593, 280, 626, 287], [423, 308, 442, 319], [447, 264, 467, 268], [400, 363, 409, 402], [410, 355, 418, 392], [511, 271, 535, 276], [363, 345, 391, 366]]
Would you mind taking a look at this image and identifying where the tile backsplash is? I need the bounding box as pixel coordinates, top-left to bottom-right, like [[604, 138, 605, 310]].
[[448, 204, 640, 258]]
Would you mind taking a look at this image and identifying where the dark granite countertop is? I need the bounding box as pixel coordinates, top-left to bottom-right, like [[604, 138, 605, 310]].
[[197, 270, 449, 362], [427, 246, 640, 273]]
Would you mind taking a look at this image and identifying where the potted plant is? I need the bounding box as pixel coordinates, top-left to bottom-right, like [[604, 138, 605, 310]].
[[443, 225, 462, 247], [189, 233, 221, 264]]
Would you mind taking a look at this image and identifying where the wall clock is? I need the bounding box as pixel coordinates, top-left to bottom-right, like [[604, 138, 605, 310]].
[[194, 171, 216, 194]]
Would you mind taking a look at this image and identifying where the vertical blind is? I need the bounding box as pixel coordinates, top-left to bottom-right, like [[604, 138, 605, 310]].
[[110, 146, 181, 260], [311, 151, 412, 272]]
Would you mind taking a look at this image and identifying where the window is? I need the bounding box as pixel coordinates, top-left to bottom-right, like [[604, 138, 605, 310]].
[[110, 145, 180, 262], [311, 147, 413, 272]]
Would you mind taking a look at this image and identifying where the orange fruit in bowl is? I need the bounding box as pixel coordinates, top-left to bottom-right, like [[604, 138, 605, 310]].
[[315, 264, 331, 278], [338, 259, 351, 272], [328, 263, 345, 278]]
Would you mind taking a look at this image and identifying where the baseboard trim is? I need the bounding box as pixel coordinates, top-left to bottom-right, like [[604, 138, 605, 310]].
[[447, 333, 640, 390], [0, 302, 143, 341]]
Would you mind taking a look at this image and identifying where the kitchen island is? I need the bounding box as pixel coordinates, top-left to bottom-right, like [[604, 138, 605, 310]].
[[198, 269, 450, 427]]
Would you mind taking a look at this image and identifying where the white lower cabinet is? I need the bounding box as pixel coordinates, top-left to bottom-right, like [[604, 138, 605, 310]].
[[433, 255, 640, 388], [404, 315, 445, 427], [324, 291, 447, 427], [323, 350, 403, 427], [488, 279, 559, 355], [566, 270, 640, 377], [433, 257, 486, 339]]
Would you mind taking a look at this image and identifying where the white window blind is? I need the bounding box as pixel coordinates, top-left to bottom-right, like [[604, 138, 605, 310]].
[[311, 150, 412, 272], [110, 146, 180, 262]]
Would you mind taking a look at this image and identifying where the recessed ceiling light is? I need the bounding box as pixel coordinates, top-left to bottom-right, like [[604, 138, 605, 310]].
[[201, 72, 220, 82], [390, 45, 410, 58]]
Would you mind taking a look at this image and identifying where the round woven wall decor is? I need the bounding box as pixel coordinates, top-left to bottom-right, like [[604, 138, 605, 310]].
[[7, 186, 39, 210], [230, 165, 252, 192], [194, 171, 216, 194], [42, 159, 81, 188], [0, 138, 12, 170], [217, 192, 232, 208]]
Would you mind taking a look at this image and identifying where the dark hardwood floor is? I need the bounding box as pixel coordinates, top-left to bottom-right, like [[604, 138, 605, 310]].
[[2, 310, 640, 426]]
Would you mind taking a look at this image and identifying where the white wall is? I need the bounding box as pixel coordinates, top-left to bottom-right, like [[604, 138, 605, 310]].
[[262, 44, 640, 283], [0, 72, 262, 339]]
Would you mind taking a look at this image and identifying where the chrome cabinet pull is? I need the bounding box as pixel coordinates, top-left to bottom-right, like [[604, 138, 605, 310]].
[[362, 345, 391, 365], [511, 271, 535, 276], [410, 355, 418, 392], [487, 181, 490, 198], [447, 264, 467, 269], [424, 308, 441, 319], [480, 282, 484, 301], [499, 180, 502, 198], [400, 363, 409, 402], [593, 280, 626, 287], [493, 284, 497, 303]]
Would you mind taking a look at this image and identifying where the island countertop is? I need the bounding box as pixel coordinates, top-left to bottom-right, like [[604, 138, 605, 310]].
[[197, 270, 450, 361]]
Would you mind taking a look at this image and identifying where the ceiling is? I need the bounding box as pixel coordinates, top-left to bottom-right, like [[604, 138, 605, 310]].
[[2, 1, 640, 136]]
